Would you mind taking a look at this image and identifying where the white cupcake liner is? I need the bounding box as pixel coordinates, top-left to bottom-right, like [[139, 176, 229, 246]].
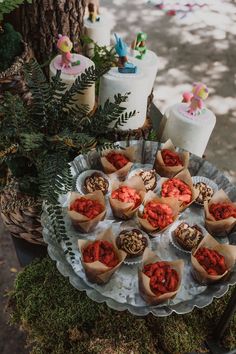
[[168, 220, 208, 254], [112, 220, 151, 265], [192, 176, 218, 207], [76, 169, 111, 196], [128, 164, 160, 193]]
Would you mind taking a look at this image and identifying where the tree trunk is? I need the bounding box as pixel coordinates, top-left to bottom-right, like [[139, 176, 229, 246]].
[[18, 0, 86, 64]]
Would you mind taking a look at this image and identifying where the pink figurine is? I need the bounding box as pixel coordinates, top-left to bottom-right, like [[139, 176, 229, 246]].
[[57, 34, 73, 69], [183, 83, 209, 114], [182, 91, 193, 103]]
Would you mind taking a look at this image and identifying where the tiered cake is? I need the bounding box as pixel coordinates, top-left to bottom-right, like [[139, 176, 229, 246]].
[[160, 83, 216, 156], [99, 67, 149, 130], [84, 1, 112, 57], [99, 32, 158, 131], [49, 35, 95, 112]]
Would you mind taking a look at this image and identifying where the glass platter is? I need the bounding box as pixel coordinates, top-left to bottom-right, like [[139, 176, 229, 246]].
[[42, 140, 236, 316]]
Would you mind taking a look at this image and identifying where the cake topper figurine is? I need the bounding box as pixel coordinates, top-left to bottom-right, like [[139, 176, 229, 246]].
[[131, 32, 147, 60], [57, 35, 80, 69], [182, 82, 209, 115], [85, 0, 100, 14], [88, 2, 100, 22], [114, 33, 137, 74]]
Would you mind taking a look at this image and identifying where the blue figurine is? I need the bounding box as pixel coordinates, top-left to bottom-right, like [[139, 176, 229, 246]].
[[114, 33, 137, 74]]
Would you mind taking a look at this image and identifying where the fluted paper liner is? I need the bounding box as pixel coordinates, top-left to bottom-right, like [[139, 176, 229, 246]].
[[78, 227, 127, 284], [204, 189, 236, 236], [138, 191, 180, 235], [154, 139, 189, 178], [139, 248, 184, 305], [109, 176, 146, 220], [68, 190, 106, 233], [160, 169, 198, 211], [191, 234, 236, 284], [101, 146, 136, 180]]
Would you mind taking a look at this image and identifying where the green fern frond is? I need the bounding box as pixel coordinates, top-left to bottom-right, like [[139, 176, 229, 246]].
[[45, 202, 75, 261], [19, 133, 44, 152], [51, 132, 96, 153], [87, 94, 129, 135], [39, 154, 73, 204], [24, 60, 50, 128], [113, 110, 136, 129], [59, 64, 111, 111]]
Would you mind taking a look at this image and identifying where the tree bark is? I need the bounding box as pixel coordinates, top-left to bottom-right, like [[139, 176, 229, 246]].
[[18, 0, 86, 64]]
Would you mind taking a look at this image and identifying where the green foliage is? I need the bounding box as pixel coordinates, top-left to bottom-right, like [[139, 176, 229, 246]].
[[9, 256, 236, 354], [81, 35, 118, 95], [0, 0, 32, 21], [147, 129, 159, 141], [0, 23, 23, 71], [0, 59, 135, 257]]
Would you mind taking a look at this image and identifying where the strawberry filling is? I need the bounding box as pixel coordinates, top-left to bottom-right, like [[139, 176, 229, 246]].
[[161, 149, 183, 167], [70, 197, 104, 219], [82, 240, 119, 267], [142, 201, 174, 229], [161, 178, 192, 205], [194, 247, 227, 276], [209, 202, 236, 221], [143, 261, 179, 296], [106, 152, 130, 170], [111, 186, 141, 209]]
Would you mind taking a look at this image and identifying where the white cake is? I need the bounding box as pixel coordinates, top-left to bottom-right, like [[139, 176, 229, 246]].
[[84, 15, 112, 57], [160, 103, 216, 157], [99, 67, 150, 130], [49, 53, 95, 112], [129, 49, 158, 94]]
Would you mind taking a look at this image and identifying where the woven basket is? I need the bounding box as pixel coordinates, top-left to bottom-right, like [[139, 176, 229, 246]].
[[0, 177, 44, 245], [0, 40, 32, 104]]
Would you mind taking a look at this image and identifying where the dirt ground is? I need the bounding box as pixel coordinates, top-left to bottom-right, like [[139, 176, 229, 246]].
[[1, 1, 236, 353]]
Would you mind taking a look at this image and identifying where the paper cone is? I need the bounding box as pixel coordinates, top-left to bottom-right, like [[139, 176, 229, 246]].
[[160, 169, 198, 211], [78, 227, 127, 284], [138, 191, 180, 235], [154, 139, 189, 178], [68, 190, 106, 233], [101, 146, 136, 180], [204, 189, 236, 236], [109, 175, 146, 220], [138, 248, 184, 305], [191, 234, 236, 284]]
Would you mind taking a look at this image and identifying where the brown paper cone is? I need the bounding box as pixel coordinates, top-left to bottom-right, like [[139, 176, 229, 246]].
[[160, 169, 198, 211], [101, 146, 136, 180], [109, 176, 146, 220], [138, 248, 184, 305], [138, 191, 180, 235], [154, 139, 189, 178], [78, 227, 127, 284], [191, 234, 236, 284], [68, 190, 106, 233], [204, 189, 236, 236]]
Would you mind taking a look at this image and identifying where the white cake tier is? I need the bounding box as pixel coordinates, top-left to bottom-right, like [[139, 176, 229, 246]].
[[99, 67, 150, 130], [160, 103, 216, 157], [84, 15, 111, 57], [49, 54, 95, 112], [129, 49, 158, 94]]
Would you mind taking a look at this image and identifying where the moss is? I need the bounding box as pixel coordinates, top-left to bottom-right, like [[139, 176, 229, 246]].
[[0, 23, 23, 72], [9, 257, 236, 354]]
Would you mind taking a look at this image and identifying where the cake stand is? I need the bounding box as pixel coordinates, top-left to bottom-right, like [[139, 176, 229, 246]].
[[42, 140, 236, 317]]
